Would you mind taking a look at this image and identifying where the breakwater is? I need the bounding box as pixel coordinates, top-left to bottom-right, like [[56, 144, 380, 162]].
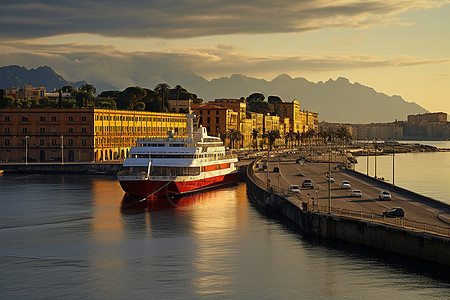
[[245, 160, 450, 266]]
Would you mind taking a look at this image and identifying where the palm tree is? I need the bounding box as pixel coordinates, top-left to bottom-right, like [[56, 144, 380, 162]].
[[79, 83, 96, 96], [155, 83, 171, 112], [225, 129, 243, 149], [263, 130, 281, 151], [251, 129, 259, 150]]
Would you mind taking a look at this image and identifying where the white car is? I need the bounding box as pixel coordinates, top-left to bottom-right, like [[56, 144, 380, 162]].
[[341, 181, 351, 189], [379, 190, 391, 201], [289, 185, 301, 194], [351, 190, 362, 197], [326, 176, 335, 183]]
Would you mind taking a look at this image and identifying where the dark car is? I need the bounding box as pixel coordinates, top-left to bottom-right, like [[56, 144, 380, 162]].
[[383, 207, 405, 218], [302, 179, 314, 189]]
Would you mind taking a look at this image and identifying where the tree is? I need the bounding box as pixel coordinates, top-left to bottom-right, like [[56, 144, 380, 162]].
[[248, 100, 271, 114], [98, 90, 119, 98], [116, 87, 147, 110], [79, 83, 97, 96], [61, 85, 74, 93], [155, 83, 171, 112], [263, 130, 281, 151], [247, 93, 265, 103], [267, 96, 282, 104], [225, 129, 243, 149], [0, 95, 14, 108], [251, 129, 259, 150], [73, 91, 91, 108]]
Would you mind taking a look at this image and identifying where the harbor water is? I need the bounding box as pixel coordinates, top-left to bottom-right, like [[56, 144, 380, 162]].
[[355, 141, 450, 204], [1, 171, 449, 299]]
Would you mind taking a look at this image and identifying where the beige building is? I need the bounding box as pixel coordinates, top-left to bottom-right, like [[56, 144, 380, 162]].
[[167, 98, 191, 113], [408, 112, 447, 123], [275, 99, 318, 133], [5, 85, 46, 99], [0, 108, 187, 162]]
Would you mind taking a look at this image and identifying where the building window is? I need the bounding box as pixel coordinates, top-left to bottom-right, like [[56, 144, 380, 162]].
[[22, 116, 28, 121], [207, 110, 210, 115], [82, 116, 86, 121], [82, 139, 87, 145], [5, 139, 10, 146], [69, 128, 73, 133], [40, 139, 44, 146], [40, 116, 46, 121], [207, 117, 210, 123], [23, 128, 28, 134], [52, 139, 57, 145], [4, 116, 9, 121], [69, 116, 74, 121], [216, 117, 219, 123], [68, 139, 74, 145], [199, 117, 202, 123], [40, 128, 45, 133], [216, 111, 219, 115], [82, 128, 87, 133], [4, 127, 9, 133], [52, 116, 56, 121]]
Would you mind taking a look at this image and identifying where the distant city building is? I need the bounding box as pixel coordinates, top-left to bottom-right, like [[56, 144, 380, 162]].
[[5, 85, 46, 99], [407, 112, 447, 123], [348, 123, 403, 140], [167, 98, 191, 113], [0, 108, 187, 162]]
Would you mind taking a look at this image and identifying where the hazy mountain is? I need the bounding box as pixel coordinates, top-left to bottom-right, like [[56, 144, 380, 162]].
[[0, 65, 427, 123], [0, 65, 88, 92], [181, 73, 428, 123]]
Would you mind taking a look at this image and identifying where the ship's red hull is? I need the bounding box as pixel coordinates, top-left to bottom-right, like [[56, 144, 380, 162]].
[[119, 172, 238, 198]]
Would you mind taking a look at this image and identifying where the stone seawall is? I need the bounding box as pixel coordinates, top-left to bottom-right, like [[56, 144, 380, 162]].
[[246, 164, 450, 266]]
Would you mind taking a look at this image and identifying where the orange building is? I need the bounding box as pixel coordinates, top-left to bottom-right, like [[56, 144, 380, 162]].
[[0, 108, 187, 162], [192, 104, 238, 137]]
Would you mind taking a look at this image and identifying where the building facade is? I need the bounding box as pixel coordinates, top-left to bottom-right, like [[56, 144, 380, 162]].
[[407, 112, 447, 123], [0, 108, 187, 162], [5, 85, 46, 99]]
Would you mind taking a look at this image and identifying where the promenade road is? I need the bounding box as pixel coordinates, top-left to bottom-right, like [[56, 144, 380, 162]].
[[254, 153, 450, 228]]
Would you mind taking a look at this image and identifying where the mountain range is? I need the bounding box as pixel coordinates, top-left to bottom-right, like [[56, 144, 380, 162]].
[[0, 65, 427, 123]]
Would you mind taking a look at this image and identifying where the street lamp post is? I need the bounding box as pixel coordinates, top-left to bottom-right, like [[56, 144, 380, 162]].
[[392, 139, 395, 185], [25, 135, 29, 165], [328, 148, 331, 214], [366, 137, 369, 176], [61, 135, 64, 165], [374, 138, 377, 178]]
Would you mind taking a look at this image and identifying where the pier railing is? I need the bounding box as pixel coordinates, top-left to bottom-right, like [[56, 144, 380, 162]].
[[248, 157, 450, 238]]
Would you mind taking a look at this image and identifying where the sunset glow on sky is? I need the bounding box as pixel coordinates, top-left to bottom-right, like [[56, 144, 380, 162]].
[[1, 0, 449, 113]]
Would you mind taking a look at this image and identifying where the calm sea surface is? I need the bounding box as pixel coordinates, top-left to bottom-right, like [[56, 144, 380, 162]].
[[1, 158, 450, 298], [355, 140, 450, 204]]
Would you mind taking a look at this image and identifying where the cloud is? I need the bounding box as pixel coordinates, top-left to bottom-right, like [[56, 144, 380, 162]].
[[0, 0, 445, 39], [0, 40, 447, 90]]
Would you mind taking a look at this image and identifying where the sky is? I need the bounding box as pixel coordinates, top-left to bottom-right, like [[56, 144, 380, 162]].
[[0, 0, 449, 113]]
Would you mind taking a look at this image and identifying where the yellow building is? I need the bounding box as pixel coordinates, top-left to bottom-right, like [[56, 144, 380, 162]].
[[0, 108, 187, 162], [275, 100, 318, 133]]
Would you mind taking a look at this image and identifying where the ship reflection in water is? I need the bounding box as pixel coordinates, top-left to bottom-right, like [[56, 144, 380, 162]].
[[120, 193, 201, 213], [120, 181, 240, 213]]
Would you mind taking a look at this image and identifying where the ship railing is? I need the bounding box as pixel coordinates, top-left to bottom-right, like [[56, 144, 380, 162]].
[[117, 170, 201, 178], [247, 157, 450, 238]]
